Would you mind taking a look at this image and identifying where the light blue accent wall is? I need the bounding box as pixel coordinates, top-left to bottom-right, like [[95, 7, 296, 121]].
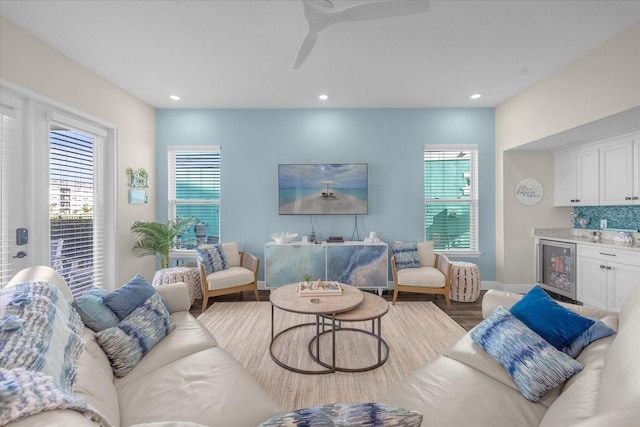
[[156, 108, 496, 281]]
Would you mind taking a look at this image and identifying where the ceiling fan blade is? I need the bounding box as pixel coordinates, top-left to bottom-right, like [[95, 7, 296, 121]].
[[330, 0, 430, 24], [293, 32, 320, 69]]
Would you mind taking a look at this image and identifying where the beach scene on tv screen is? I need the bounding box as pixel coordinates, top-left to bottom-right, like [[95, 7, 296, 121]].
[[279, 164, 368, 215]]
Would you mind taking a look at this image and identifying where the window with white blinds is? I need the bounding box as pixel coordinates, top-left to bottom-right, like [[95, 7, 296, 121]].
[[0, 104, 17, 286], [168, 146, 221, 247], [49, 123, 107, 296], [424, 145, 479, 254]]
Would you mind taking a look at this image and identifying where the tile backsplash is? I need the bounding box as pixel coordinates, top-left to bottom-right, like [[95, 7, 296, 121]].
[[573, 206, 640, 231]]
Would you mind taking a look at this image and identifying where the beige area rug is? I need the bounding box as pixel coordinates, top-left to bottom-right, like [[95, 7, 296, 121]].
[[197, 301, 466, 413]]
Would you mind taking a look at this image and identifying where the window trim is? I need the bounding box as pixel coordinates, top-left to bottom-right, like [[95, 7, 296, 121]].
[[424, 144, 480, 257]]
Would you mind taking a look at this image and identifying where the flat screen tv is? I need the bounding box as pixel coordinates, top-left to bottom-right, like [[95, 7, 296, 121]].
[[278, 163, 368, 215]]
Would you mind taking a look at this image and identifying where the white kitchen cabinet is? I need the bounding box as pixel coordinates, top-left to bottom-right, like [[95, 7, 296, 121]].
[[577, 245, 640, 311], [554, 147, 599, 206], [599, 137, 640, 205]]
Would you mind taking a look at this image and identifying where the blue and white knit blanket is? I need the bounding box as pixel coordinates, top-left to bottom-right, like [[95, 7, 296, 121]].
[[0, 282, 110, 426]]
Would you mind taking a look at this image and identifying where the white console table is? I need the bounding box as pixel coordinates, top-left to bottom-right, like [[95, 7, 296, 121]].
[[264, 241, 389, 289]]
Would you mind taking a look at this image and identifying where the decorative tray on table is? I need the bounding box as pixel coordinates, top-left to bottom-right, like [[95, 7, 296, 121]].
[[298, 280, 343, 296]]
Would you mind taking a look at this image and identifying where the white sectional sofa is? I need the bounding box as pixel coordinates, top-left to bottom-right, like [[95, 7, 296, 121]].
[[3, 266, 280, 427], [379, 285, 640, 426]]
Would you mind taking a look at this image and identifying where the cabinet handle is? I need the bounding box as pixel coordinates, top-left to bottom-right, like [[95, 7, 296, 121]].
[[575, 199, 580, 202], [600, 265, 606, 269], [633, 196, 639, 200], [606, 266, 612, 270], [599, 252, 616, 257], [625, 196, 632, 200]]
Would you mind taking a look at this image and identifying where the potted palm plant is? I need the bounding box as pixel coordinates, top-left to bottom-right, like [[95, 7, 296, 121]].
[[130, 216, 196, 269]]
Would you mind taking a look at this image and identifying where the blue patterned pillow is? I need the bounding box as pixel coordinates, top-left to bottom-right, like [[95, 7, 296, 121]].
[[72, 287, 119, 332], [259, 403, 423, 427], [196, 244, 228, 275], [95, 293, 176, 377], [470, 306, 583, 402], [510, 286, 594, 351], [391, 241, 420, 269]]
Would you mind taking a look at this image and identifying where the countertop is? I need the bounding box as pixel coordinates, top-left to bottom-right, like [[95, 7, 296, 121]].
[[534, 228, 640, 252]]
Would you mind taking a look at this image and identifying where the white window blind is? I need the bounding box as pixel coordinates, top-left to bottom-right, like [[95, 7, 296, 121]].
[[0, 105, 17, 286], [49, 123, 106, 296], [424, 146, 479, 253], [168, 146, 221, 246]]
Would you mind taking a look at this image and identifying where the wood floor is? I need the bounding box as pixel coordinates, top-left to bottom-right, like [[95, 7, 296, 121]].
[[190, 289, 485, 332]]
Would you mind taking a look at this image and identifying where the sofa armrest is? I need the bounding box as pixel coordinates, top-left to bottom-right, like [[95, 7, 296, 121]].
[[482, 289, 524, 318], [482, 289, 618, 320], [155, 282, 191, 313]]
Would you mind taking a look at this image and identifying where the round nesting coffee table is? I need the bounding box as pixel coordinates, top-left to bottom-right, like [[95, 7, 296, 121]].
[[269, 282, 364, 374], [312, 292, 390, 372]]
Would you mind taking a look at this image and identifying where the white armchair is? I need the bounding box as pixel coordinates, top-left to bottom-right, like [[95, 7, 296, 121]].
[[196, 242, 260, 313], [391, 241, 452, 309]]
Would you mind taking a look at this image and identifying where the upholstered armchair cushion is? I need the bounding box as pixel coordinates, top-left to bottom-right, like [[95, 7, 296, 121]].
[[417, 241, 436, 267], [396, 266, 446, 288], [221, 242, 241, 267], [204, 267, 256, 291]]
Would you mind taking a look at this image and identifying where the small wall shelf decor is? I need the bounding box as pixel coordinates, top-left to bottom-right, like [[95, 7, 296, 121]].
[[127, 167, 148, 188]]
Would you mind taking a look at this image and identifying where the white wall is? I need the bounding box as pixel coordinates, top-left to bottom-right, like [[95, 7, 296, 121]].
[[0, 17, 158, 284], [495, 23, 640, 284]]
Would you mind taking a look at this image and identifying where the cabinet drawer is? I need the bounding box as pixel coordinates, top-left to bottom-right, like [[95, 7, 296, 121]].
[[577, 245, 640, 265]]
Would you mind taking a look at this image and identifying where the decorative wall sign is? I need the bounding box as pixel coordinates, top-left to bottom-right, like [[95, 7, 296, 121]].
[[515, 178, 543, 205], [129, 189, 148, 204]]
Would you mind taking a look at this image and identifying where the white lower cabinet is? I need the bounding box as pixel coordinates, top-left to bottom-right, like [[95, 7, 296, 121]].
[[577, 245, 640, 311]]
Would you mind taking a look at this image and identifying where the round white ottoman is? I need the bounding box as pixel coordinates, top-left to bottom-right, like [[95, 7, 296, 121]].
[[449, 261, 481, 302]]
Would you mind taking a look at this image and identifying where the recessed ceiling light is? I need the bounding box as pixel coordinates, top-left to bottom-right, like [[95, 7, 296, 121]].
[[169, 95, 181, 101], [318, 94, 328, 100], [470, 93, 482, 100]]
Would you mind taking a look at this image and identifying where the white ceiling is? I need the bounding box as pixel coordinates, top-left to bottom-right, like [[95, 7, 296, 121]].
[[1, 0, 639, 109]]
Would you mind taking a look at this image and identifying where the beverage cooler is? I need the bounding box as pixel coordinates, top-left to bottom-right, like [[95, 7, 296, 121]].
[[536, 239, 576, 300]]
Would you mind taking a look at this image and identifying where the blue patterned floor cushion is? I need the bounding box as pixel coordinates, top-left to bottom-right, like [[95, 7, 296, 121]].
[[95, 293, 175, 377], [391, 241, 421, 269], [510, 286, 594, 352], [196, 244, 228, 274], [259, 403, 423, 427], [471, 306, 583, 402]]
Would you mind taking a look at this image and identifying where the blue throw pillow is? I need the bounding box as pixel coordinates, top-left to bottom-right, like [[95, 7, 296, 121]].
[[391, 241, 420, 269], [103, 275, 156, 320], [72, 287, 119, 332], [196, 244, 228, 275], [562, 320, 616, 358], [471, 306, 583, 402], [510, 286, 594, 351], [95, 293, 176, 377]]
